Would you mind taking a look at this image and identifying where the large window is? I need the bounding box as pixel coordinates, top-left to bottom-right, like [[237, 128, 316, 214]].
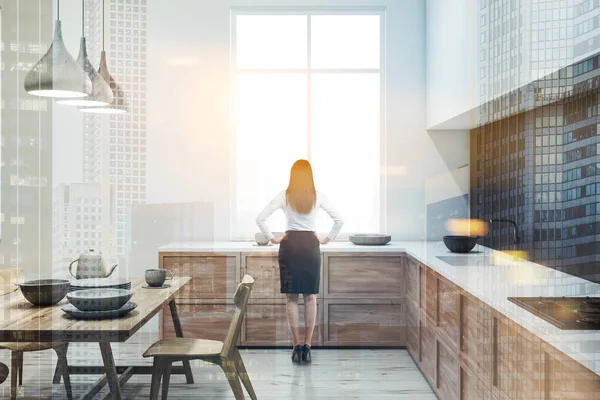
[[232, 10, 384, 239]]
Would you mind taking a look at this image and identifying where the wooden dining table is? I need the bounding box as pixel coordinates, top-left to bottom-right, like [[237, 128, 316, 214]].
[[0, 277, 193, 400]]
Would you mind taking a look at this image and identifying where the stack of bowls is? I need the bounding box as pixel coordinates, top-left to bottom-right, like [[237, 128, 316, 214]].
[[62, 288, 137, 319]]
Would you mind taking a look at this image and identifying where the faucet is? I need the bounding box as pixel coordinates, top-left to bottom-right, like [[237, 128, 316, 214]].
[[489, 219, 520, 245]]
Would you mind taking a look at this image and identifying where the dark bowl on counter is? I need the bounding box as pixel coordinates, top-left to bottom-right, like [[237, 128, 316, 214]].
[[443, 236, 479, 253], [15, 279, 70, 306]]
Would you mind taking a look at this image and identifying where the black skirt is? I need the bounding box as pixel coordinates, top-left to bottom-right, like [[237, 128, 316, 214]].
[[278, 230, 321, 294]]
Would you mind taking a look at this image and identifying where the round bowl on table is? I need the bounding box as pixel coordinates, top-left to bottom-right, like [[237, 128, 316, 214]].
[[443, 236, 479, 253], [15, 279, 70, 306], [67, 288, 133, 312]]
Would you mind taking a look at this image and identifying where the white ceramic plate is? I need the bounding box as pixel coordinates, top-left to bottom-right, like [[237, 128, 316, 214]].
[[70, 278, 131, 288]]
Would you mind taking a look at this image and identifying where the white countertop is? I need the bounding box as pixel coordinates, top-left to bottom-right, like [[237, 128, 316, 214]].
[[159, 240, 600, 375], [158, 241, 409, 253]]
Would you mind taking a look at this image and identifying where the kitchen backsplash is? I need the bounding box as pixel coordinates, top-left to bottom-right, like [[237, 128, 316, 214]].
[[471, 52, 600, 284]]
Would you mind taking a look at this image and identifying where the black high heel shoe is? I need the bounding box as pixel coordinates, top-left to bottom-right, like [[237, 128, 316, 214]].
[[292, 345, 303, 363], [302, 344, 312, 363]]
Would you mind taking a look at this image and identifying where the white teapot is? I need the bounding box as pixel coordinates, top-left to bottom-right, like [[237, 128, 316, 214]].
[[69, 249, 118, 279]]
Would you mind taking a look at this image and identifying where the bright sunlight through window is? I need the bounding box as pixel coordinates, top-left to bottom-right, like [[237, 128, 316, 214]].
[[233, 12, 383, 239]]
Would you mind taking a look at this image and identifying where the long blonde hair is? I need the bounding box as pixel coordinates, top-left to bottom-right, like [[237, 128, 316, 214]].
[[286, 160, 316, 215]]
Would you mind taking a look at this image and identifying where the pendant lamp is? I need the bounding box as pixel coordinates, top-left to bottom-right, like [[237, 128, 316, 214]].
[[57, 0, 113, 107], [81, 0, 128, 114], [24, 0, 92, 98]]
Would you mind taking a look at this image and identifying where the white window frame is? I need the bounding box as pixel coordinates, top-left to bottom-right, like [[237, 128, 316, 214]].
[[229, 6, 387, 241]]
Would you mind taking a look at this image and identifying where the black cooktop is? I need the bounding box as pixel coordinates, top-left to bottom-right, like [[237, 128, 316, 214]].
[[508, 296, 600, 330]]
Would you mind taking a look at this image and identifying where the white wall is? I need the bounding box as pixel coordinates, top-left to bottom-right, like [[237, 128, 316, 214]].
[[425, 0, 479, 130], [143, 0, 470, 241]]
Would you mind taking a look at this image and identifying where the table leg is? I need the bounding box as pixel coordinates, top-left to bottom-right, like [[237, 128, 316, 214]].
[[99, 342, 122, 400], [169, 299, 194, 384]]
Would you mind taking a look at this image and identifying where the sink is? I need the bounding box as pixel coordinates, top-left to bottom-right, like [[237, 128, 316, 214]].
[[436, 254, 488, 267]]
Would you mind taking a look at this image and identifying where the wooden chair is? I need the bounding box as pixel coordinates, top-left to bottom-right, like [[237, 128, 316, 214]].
[[143, 275, 257, 400], [0, 268, 72, 400]]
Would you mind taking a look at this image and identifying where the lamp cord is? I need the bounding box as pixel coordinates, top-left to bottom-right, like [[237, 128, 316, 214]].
[[57, 0, 60, 20], [102, 0, 105, 50], [82, 0, 85, 36]]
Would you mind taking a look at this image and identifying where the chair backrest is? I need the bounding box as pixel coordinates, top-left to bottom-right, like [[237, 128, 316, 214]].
[[0, 268, 23, 297], [221, 274, 254, 357]]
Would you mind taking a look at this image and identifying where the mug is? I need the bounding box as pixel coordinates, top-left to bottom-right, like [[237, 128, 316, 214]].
[[145, 269, 174, 287]]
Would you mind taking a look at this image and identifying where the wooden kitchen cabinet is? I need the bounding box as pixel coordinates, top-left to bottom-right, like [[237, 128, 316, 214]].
[[161, 303, 237, 343], [437, 276, 460, 353], [496, 315, 544, 400], [160, 253, 240, 301], [323, 299, 405, 346], [420, 315, 437, 387], [242, 253, 286, 302], [156, 248, 600, 400], [422, 268, 438, 323], [544, 343, 600, 400], [406, 295, 420, 362], [323, 253, 405, 298], [406, 256, 421, 361], [242, 301, 323, 346], [403, 258, 600, 400], [437, 339, 459, 400], [461, 365, 494, 400], [406, 256, 420, 306], [460, 292, 493, 385]]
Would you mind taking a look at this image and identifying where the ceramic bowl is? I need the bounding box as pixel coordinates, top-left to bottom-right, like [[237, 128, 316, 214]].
[[349, 234, 391, 246], [67, 288, 133, 312], [255, 232, 284, 246], [16, 279, 70, 306], [443, 235, 479, 253]]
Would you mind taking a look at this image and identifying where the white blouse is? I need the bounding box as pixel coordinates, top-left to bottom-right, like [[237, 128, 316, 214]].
[[256, 191, 344, 241]]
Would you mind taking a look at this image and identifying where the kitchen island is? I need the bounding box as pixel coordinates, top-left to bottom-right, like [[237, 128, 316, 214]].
[[159, 241, 600, 400]]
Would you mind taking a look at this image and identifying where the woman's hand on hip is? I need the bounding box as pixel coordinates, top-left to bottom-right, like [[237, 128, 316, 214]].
[[314, 232, 330, 245], [271, 233, 286, 244]]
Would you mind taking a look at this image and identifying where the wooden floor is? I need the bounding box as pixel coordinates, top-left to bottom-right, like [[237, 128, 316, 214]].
[[0, 332, 436, 399]]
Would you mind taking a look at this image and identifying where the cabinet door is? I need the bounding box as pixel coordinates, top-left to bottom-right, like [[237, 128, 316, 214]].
[[161, 303, 236, 343], [420, 316, 436, 387], [423, 268, 437, 323], [496, 316, 543, 400], [242, 254, 285, 302], [460, 293, 493, 385], [242, 301, 322, 346], [161, 254, 239, 300], [406, 256, 420, 306], [406, 299, 420, 362], [438, 277, 460, 353], [324, 254, 405, 298], [545, 345, 600, 400], [437, 340, 459, 400], [324, 299, 405, 346], [461, 366, 493, 400]]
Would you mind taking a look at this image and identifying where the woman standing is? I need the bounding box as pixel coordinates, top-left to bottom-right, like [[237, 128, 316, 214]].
[[256, 160, 343, 363]]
